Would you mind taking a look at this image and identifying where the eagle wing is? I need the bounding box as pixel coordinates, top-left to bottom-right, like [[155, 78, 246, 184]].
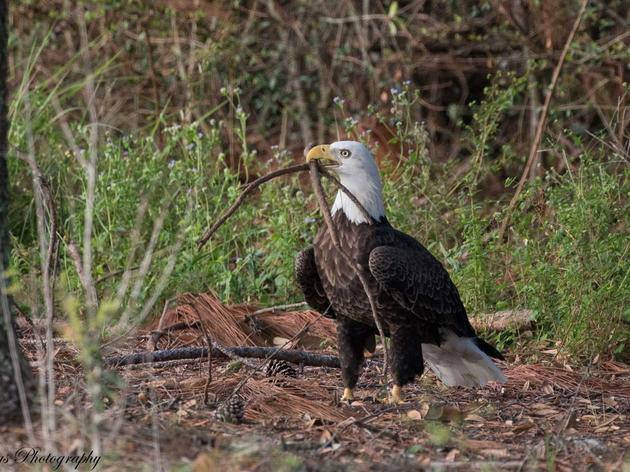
[[368, 241, 475, 336], [295, 247, 335, 318]]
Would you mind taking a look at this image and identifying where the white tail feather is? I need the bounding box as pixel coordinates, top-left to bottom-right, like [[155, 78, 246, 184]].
[[422, 330, 506, 387]]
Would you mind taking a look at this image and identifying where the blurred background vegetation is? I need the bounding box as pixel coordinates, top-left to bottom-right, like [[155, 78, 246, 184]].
[[7, 0, 629, 360]]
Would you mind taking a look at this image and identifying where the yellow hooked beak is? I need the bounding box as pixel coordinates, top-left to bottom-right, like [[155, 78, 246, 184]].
[[305, 144, 340, 168]]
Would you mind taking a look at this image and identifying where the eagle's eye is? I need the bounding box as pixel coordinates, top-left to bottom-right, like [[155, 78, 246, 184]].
[[339, 149, 351, 158]]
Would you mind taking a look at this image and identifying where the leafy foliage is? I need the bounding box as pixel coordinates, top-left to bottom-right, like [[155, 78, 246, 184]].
[[7, 1, 629, 362]]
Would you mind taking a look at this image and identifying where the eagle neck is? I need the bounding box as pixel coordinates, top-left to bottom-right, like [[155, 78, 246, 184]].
[[331, 177, 385, 225]]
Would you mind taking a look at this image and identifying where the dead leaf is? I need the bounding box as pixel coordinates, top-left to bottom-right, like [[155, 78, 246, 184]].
[[146, 379, 167, 388], [319, 429, 341, 451], [424, 404, 463, 422], [272, 336, 290, 347], [603, 397, 617, 407], [541, 383, 554, 395], [531, 403, 559, 416], [513, 421, 535, 432], [445, 448, 459, 462], [443, 406, 464, 422], [464, 414, 486, 422], [479, 448, 510, 458], [193, 453, 219, 471], [594, 425, 613, 433], [465, 439, 506, 450], [531, 402, 548, 409], [181, 378, 206, 389], [319, 429, 333, 444], [183, 399, 197, 409], [542, 349, 558, 355]]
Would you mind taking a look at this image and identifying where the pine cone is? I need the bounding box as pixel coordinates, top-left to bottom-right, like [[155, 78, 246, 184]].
[[265, 360, 297, 378], [216, 396, 245, 424]]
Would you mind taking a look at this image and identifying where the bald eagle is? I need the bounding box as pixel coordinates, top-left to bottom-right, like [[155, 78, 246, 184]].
[[295, 141, 505, 403]]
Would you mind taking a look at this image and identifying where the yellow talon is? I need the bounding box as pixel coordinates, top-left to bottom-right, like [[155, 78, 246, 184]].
[[388, 385, 405, 404], [341, 388, 354, 402]]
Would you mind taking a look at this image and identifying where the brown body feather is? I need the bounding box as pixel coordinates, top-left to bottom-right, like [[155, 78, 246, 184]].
[[295, 211, 502, 390]]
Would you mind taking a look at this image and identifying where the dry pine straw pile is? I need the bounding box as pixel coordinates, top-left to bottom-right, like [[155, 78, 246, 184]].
[[150, 291, 337, 349], [17, 292, 630, 468]]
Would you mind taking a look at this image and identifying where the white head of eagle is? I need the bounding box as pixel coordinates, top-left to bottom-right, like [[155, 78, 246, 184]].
[[306, 141, 386, 225]]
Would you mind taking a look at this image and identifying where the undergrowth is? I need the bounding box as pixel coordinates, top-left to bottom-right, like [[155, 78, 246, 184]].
[[8, 22, 629, 363]]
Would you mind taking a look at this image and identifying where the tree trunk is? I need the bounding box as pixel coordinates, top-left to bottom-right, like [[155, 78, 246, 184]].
[[0, 0, 35, 424]]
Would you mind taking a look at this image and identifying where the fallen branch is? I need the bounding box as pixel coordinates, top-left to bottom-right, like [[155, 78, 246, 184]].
[[105, 345, 340, 368], [146, 304, 531, 356], [470, 309, 534, 333]]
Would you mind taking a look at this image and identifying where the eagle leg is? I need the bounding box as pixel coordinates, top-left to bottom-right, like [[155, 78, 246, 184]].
[[387, 324, 424, 403], [389, 385, 404, 404], [336, 317, 374, 404]]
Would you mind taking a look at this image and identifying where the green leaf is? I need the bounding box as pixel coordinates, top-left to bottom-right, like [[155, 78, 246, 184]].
[[388, 1, 398, 18]]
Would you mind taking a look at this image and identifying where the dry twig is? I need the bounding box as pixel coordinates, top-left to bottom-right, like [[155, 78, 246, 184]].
[[146, 297, 179, 351], [197, 163, 309, 249], [105, 344, 340, 368], [193, 306, 214, 405], [196, 161, 374, 249], [498, 0, 589, 241], [67, 240, 98, 310], [249, 302, 307, 316]]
